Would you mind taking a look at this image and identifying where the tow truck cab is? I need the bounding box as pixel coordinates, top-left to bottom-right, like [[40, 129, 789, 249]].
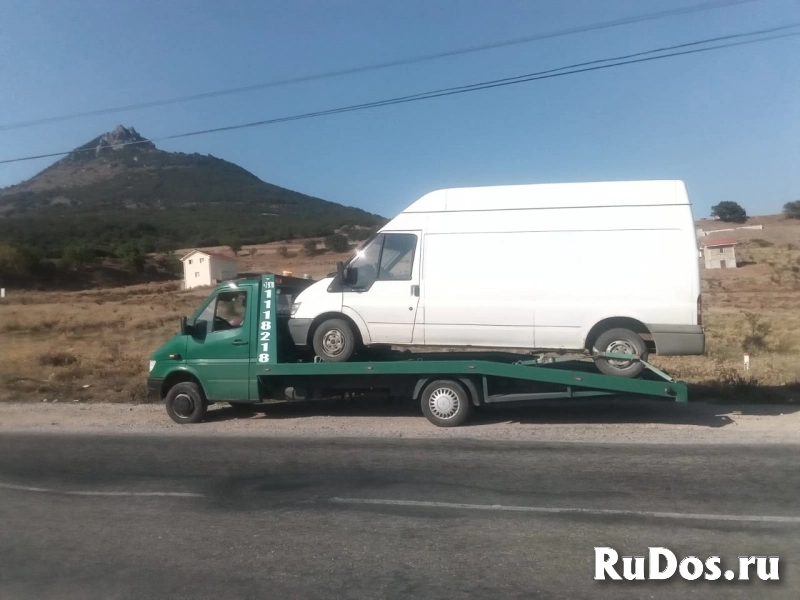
[[148, 274, 315, 405]]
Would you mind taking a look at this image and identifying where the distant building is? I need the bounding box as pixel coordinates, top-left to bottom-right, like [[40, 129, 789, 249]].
[[179, 250, 238, 289], [701, 237, 738, 269]]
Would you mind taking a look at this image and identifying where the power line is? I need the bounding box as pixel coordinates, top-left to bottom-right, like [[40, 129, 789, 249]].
[[0, 0, 764, 131], [1, 24, 797, 166]]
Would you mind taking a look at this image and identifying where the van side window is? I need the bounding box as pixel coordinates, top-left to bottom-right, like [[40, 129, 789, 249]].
[[379, 234, 417, 281]]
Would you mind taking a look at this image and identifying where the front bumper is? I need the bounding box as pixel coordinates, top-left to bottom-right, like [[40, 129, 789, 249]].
[[648, 324, 705, 356], [147, 377, 164, 401], [288, 318, 313, 346]]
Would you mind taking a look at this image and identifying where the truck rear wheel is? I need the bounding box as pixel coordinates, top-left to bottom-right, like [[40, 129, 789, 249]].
[[312, 318, 356, 362], [421, 380, 472, 427], [592, 328, 648, 378], [165, 382, 207, 424]]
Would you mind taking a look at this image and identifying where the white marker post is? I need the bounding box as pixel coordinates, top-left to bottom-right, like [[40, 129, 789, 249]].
[[743, 353, 750, 370]]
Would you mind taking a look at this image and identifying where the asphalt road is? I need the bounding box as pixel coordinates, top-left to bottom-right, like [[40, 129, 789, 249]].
[[0, 434, 798, 599]]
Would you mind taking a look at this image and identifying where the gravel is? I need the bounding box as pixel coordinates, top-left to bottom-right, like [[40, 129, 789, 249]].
[[1, 398, 798, 445]]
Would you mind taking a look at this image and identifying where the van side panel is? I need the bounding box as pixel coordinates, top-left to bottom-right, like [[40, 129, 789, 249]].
[[421, 232, 534, 347], [415, 201, 698, 352]]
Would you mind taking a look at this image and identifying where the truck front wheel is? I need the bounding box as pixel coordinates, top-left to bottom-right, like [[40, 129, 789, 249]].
[[421, 380, 472, 427], [165, 382, 208, 424], [312, 318, 356, 362]]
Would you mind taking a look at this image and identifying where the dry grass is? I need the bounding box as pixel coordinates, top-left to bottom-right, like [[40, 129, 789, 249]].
[[2, 218, 799, 404]]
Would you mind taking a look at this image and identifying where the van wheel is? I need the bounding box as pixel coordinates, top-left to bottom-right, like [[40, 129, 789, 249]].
[[592, 328, 648, 378], [421, 380, 472, 427], [313, 318, 356, 362], [165, 382, 207, 424]]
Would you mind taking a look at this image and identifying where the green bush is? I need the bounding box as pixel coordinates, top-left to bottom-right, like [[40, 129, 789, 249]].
[[324, 234, 350, 253], [783, 200, 800, 219], [302, 240, 319, 256]]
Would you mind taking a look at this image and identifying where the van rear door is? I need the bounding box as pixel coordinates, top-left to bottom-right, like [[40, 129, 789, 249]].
[[343, 231, 422, 344]]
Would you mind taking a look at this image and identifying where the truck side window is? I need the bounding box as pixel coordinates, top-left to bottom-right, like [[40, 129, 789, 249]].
[[378, 234, 417, 280], [195, 290, 248, 334]]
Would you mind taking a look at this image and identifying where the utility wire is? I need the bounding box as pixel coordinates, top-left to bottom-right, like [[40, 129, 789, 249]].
[[0, 0, 764, 131], [1, 24, 797, 166]]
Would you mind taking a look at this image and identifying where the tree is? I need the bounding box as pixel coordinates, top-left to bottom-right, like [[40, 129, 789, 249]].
[[783, 200, 800, 220], [324, 234, 350, 253], [118, 243, 146, 273], [62, 242, 95, 270], [711, 201, 747, 223], [302, 240, 319, 256], [228, 240, 243, 256], [277, 244, 290, 259]]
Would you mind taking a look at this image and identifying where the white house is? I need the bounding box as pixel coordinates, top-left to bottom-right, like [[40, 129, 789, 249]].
[[701, 237, 738, 269], [180, 250, 238, 289]]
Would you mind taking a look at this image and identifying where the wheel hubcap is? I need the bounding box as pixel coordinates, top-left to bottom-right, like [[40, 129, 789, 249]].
[[173, 393, 195, 417], [605, 340, 636, 368], [322, 329, 345, 356], [429, 388, 460, 420]]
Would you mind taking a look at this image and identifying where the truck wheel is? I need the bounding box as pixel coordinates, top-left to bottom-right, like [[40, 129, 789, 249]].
[[165, 382, 208, 424], [421, 380, 472, 427], [312, 318, 356, 362], [593, 328, 648, 378]]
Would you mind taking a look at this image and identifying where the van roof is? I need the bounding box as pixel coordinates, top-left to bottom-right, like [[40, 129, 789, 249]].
[[402, 180, 689, 213]]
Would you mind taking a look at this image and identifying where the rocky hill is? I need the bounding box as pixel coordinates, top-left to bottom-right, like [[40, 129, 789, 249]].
[[0, 126, 383, 257]]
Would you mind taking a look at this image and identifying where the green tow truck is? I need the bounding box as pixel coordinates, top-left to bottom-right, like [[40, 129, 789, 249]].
[[148, 273, 688, 427]]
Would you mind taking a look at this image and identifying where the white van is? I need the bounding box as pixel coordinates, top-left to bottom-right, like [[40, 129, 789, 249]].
[[289, 181, 704, 377]]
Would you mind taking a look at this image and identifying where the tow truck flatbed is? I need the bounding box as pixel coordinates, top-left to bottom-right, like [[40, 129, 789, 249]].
[[149, 274, 688, 427]]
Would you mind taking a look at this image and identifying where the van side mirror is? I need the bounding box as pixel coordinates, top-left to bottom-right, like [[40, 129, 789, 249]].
[[180, 316, 194, 336], [336, 261, 357, 286]]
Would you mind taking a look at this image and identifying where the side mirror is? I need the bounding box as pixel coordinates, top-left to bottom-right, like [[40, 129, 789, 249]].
[[336, 261, 357, 286], [180, 316, 194, 336]]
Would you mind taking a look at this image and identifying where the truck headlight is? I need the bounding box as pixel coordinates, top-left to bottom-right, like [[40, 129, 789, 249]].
[[290, 302, 301, 317], [149, 360, 156, 373]]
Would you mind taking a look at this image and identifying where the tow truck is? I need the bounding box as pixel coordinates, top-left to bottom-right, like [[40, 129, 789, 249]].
[[148, 274, 688, 427]]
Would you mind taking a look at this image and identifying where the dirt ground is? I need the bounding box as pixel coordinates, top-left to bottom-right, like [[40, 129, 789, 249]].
[[1, 398, 798, 445]]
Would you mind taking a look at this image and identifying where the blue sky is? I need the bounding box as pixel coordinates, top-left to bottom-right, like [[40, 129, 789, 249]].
[[0, 0, 797, 218]]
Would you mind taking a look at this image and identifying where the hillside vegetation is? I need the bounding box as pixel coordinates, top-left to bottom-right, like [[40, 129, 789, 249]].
[[0, 126, 383, 262]]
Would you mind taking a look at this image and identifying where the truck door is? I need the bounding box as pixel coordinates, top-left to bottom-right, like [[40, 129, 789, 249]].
[[344, 231, 421, 344], [185, 286, 252, 401]]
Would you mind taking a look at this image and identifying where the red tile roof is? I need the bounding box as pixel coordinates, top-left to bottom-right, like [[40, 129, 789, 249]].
[[702, 237, 738, 248], [180, 249, 237, 262]]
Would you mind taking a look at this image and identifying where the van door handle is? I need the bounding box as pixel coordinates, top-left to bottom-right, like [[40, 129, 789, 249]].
[[232, 339, 249, 346], [411, 285, 420, 297]]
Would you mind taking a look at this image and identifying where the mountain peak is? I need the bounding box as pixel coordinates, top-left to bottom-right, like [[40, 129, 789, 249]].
[[71, 125, 156, 158]]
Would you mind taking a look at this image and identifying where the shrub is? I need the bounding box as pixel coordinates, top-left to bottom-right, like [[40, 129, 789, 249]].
[[741, 311, 771, 353], [783, 200, 800, 219], [302, 240, 319, 256], [277, 244, 290, 258], [38, 351, 79, 367], [62, 242, 96, 270], [324, 234, 350, 253], [347, 228, 373, 242]]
